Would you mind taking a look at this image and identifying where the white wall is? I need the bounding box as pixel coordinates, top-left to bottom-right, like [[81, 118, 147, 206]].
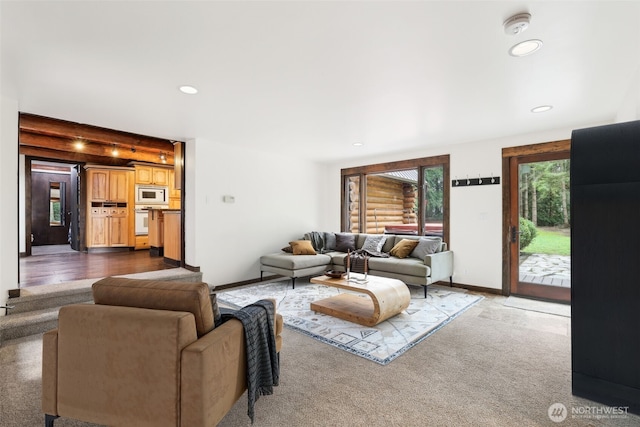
[[615, 65, 640, 122], [185, 138, 325, 287], [0, 96, 19, 314]]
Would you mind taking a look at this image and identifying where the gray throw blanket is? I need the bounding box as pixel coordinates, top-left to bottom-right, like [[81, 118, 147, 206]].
[[220, 300, 279, 424], [304, 231, 326, 253], [347, 249, 389, 273]]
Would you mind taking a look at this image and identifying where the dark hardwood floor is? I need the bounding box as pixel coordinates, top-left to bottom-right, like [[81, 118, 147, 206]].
[[19, 247, 176, 288]]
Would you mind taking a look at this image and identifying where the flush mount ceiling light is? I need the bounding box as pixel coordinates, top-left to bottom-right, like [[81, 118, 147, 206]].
[[531, 105, 553, 113], [509, 39, 543, 57], [353, 142, 364, 147], [179, 85, 198, 95], [503, 13, 531, 36]]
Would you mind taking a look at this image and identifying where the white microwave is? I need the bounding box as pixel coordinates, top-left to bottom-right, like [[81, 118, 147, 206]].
[[135, 185, 168, 204]]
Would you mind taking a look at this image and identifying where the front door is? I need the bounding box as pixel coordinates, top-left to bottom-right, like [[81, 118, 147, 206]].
[[30, 162, 74, 246], [507, 149, 571, 303]]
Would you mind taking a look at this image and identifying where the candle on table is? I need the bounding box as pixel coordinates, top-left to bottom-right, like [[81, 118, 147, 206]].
[[364, 255, 368, 279]]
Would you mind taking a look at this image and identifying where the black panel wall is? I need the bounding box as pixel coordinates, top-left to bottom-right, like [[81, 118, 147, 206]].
[[571, 120, 640, 414]]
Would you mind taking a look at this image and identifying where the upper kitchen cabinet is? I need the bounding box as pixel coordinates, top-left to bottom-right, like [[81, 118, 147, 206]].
[[135, 164, 169, 186], [86, 166, 133, 202]]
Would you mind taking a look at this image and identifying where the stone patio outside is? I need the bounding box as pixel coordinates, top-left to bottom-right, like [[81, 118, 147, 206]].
[[519, 253, 571, 287]]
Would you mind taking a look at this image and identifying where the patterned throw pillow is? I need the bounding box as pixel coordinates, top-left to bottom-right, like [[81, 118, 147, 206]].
[[411, 237, 442, 259], [389, 239, 419, 259], [361, 235, 387, 253]]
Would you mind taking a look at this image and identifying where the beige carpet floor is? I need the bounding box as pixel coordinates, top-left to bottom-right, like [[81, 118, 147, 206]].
[[1, 291, 638, 427]]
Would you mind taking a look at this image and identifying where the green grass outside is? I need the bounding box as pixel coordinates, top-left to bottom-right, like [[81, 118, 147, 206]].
[[521, 228, 571, 256]]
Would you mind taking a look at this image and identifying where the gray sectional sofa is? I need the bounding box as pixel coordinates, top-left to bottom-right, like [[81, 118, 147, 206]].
[[260, 232, 454, 297]]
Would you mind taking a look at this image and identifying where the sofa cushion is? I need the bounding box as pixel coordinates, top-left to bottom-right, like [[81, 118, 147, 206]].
[[361, 235, 387, 252], [92, 277, 214, 337], [389, 239, 419, 258], [289, 240, 317, 255], [261, 253, 332, 270], [411, 236, 442, 259], [324, 232, 337, 250], [335, 233, 357, 252], [368, 257, 430, 277]]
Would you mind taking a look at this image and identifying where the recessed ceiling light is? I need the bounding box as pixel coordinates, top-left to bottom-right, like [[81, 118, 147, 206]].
[[509, 39, 543, 57], [179, 85, 198, 95], [531, 105, 553, 113], [353, 142, 364, 147]]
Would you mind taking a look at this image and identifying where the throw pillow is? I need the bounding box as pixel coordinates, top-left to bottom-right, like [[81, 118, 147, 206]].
[[335, 233, 357, 253], [361, 235, 387, 253], [289, 240, 317, 255], [389, 239, 419, 259], [411, 237, 442, 259], [281, 245, 293, 253], [324, 232, 337, 251]]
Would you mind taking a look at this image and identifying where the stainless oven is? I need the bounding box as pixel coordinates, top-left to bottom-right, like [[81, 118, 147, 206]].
[[135, 185, 168, 205]]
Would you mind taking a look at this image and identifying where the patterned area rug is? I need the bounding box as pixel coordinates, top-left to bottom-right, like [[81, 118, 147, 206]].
[[218, 279, 483, 365]]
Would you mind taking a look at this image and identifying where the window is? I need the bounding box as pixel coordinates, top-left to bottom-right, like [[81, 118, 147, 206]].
[[49, 182, 65, 226], [341, 156, 449, 243]]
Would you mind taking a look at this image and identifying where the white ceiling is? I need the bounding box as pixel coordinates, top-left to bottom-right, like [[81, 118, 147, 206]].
[[2, 1, 640, 162]]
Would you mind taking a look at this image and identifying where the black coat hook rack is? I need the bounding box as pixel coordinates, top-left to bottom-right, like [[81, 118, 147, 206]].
[[452, 176, 500, 187]]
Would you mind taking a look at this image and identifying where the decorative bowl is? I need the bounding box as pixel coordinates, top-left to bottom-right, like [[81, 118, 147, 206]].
[[324, 270, 345, 279]]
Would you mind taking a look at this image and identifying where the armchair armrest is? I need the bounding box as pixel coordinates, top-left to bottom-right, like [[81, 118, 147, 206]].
[[424, 250, 454, 283], [181, 319, 247, 427], [42, 329, 59, 416]]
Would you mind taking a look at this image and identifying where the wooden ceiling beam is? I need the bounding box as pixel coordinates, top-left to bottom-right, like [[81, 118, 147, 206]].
[[20, 132, 174, 165], [19, 113, 177, 153], [19, 146, 132, 166]]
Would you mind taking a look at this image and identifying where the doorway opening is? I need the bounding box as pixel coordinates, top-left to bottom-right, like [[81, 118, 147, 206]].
[[503, 140, 571, 303], [18, 113, 185, 290]]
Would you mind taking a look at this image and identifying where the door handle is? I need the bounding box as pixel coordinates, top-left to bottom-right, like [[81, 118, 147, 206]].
[[510, 226, 519, 243]]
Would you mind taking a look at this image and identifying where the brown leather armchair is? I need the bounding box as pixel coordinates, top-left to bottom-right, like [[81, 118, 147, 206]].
[[42, 277, 283, 427]]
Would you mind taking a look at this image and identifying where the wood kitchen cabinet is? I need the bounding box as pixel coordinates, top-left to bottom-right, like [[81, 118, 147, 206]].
[[168, 169, 181, 209], [148, 209, 165, 256], [135, 165, 169, 186], [89, 206, 129, 247], [87, 168, 130, 202], [85, 165, 134, 249], [163, 210, 181, 265]]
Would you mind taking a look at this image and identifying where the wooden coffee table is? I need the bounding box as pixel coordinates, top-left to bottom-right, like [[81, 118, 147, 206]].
[[309, 274, 411, 326]]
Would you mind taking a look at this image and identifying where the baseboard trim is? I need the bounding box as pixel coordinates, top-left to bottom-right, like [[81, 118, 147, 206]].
[[183, 263, 200, 272], [450, 282, 503, 295], [215, 274, 284, 291]]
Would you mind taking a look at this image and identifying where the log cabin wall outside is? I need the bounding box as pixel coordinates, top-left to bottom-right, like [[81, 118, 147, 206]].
[[347, 175, 418, 234]]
